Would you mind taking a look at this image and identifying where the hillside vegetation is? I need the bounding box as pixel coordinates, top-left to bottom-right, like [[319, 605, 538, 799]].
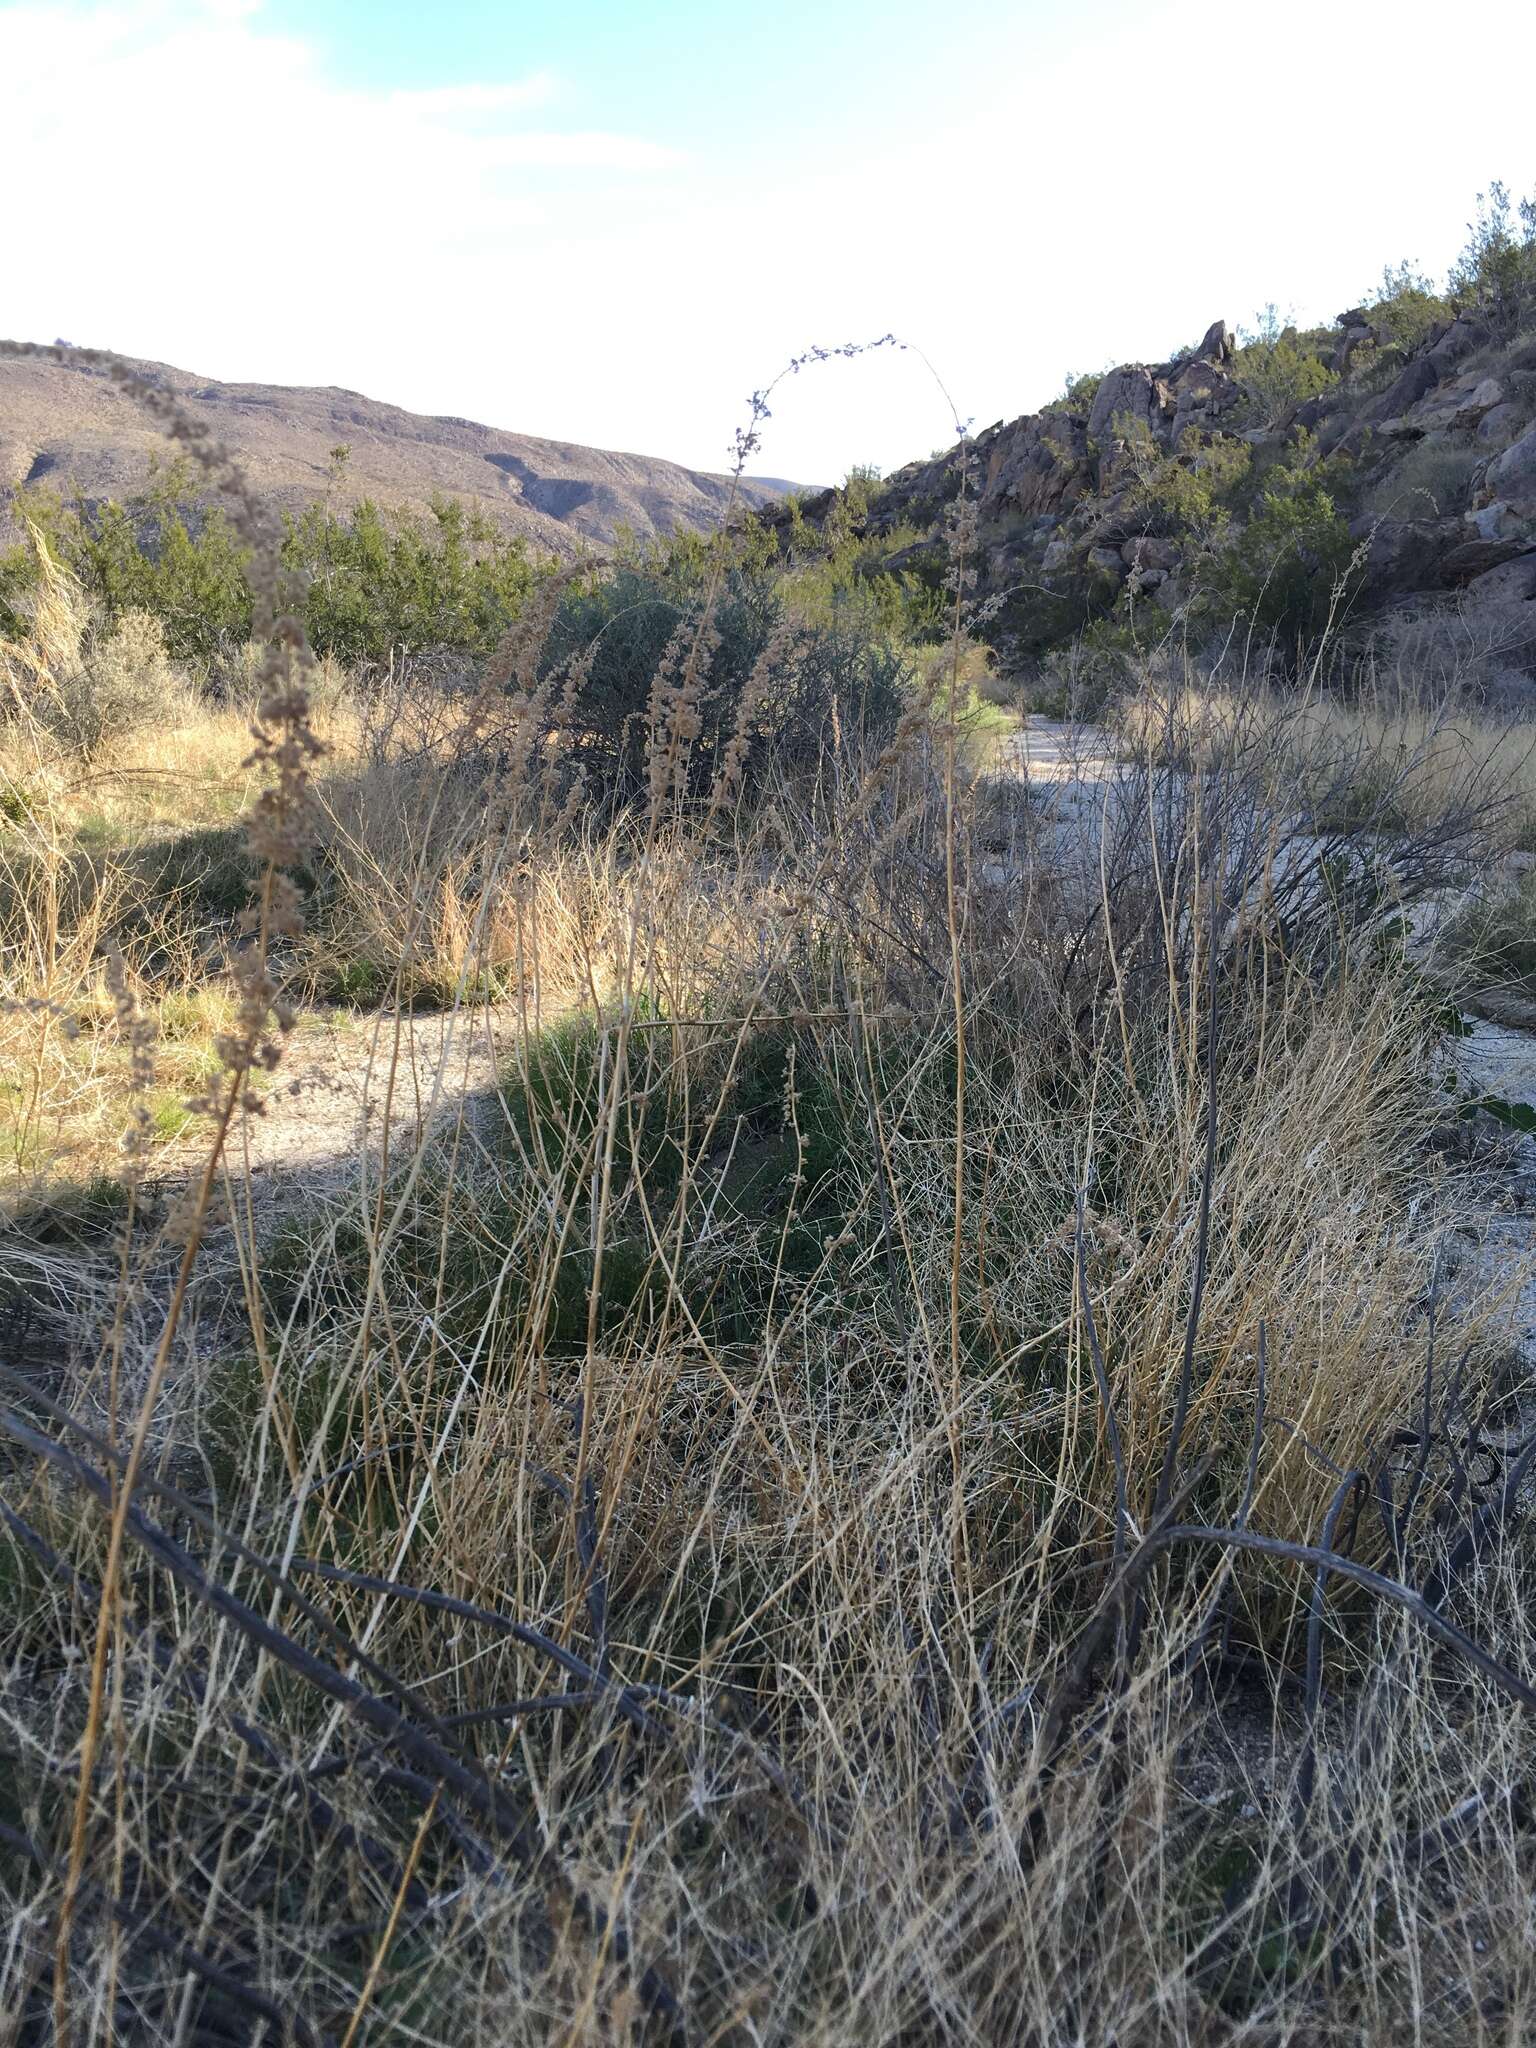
[[1, 190, 1536, 2045], [759, 181, 1536, 704]]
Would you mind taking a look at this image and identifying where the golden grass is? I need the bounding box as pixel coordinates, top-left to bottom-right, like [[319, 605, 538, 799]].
[[1117, 674, 1536, 846], [3, 521, 1535, 2042]]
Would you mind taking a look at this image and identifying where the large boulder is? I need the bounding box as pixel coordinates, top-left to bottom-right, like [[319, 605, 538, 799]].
[[1121, 536, 1181, 572], [1331, 306, 1378, 373], [984, 411, 1092, 521], [1487, 424, 1536, 503], [1461, 551, 1536, 684], [1370, 356, 1441, 421], [1087, 545, 1128, 579], [1407, 372, 1510, 435], [1440, 535, 1536, 581], [1468, 425, 1536, 549], [1087, 366, 1162, 445], [1168, 354, 1241, 443], [1466, 554, 1536, 605], [1196, 319, 1234, 365], [1479, 403, 1526, 446], [1427, 316, 1491, 369], [1356, 516, 1464, 592]]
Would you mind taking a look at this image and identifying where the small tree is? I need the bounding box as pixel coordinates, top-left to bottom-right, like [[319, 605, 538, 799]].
[[1232, 308, 1338, 427], [1448, 181, 1536, 326], [1207, 439, 1357, 648], [1366, 260, 1451, 354]]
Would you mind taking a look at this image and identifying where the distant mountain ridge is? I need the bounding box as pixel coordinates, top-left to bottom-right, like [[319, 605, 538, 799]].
[[0, 350, 804, 554]]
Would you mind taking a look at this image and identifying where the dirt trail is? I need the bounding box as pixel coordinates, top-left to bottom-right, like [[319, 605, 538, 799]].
[[157, 1001, 520, 1203], [150, 718, 1100, 1198]]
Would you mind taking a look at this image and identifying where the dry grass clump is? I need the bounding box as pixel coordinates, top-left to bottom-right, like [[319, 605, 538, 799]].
[[2, 348, 1536, 2045], [1115, 659, 1536, 848], [1, 534, 195, 758], [1439, 864, 1536, 1003]]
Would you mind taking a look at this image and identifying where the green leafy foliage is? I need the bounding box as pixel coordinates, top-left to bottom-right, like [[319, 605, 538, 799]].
[[763, 475, 949, 643], [1122, 425, 1252, 542], [1449, 180, 1536, 326], [289, 495, 541, 664], [533, 543, 910, 815], [1232, 307, 1338, 426], [1057, 369, 1103, 417], [1466, 1093, 1536, 1135], [1205, 438, 1357, 643], [12, 464, 547, 666], [0, 543, 36, 641], [1365, 259, 1453, 356]]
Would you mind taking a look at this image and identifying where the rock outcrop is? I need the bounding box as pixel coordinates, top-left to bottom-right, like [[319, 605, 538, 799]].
[[760, 303, 1536, 688]]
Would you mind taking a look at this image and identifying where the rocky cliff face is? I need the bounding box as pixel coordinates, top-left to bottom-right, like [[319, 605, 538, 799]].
[[764, 305, 1536, 689]]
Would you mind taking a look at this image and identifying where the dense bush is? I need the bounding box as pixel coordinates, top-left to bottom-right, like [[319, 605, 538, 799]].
[[1231, 305, 1338, 426], [1121, 423, 1252, 542], [534, 550, 911, 815], [1056, 367, 1103, 416], [0, 535, 194, 758], [289, 495, 542, 663], [32, 607, 189, 756], [1449, 179, 1536, 328], [776, 473, 950, 643], [1205, 440, 1358, 643], [3, 465, 548, 666], [1366, 258, 1453, 355]]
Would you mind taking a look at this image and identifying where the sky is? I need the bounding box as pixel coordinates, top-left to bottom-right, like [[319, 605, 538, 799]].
[[3, 0, 1535, 487]]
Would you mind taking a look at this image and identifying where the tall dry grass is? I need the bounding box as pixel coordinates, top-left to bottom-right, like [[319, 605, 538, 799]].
[[1114, 659, 1536, 849], [1, 347, 1535, 2046]]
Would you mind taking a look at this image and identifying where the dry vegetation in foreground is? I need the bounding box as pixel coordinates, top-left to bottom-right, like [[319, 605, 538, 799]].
[[4, 348, 1536, 2045]]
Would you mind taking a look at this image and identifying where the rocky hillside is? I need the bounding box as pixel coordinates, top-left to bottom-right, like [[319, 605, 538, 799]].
[[763, 296, 1536, 690], [0, 350, 800, 556]]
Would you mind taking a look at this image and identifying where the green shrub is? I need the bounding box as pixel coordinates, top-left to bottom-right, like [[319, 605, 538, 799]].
[[19, 469, 254, 660], [775, 475, 949, 643], [1232, 306, 1338, 425], [533, 552, 910, 815], [1449, 180, 1536, 327], [1365, 260, 1452, 355], [1205, 440, 1357, 644], [0, 542, 35, 641], [16, 467, 549, 666], [1122, 425, 1252, 542], [1058, 369, 1103, 417], [289, 495, 543, 664]]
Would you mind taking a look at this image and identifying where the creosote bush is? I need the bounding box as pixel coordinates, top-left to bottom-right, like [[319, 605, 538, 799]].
[[529, 551, 910, 817]]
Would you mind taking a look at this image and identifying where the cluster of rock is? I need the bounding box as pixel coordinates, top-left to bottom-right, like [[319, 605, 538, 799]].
[[1326, 309, 1536, 586], [763, 303, 1536, 682]]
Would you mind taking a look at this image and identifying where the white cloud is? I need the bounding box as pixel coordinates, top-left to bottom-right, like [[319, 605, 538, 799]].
[[2, 0, 1535, 485], [0, 0, 684, 410], [473, 133, 684, 170], [386, 75, 558, 120]]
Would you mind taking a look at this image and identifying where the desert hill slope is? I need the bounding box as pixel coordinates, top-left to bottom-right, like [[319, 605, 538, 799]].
[[0, 348, 801, 554]]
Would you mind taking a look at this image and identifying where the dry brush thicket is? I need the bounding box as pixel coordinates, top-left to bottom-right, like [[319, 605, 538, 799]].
[[3, 348, 1536, 2045]]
